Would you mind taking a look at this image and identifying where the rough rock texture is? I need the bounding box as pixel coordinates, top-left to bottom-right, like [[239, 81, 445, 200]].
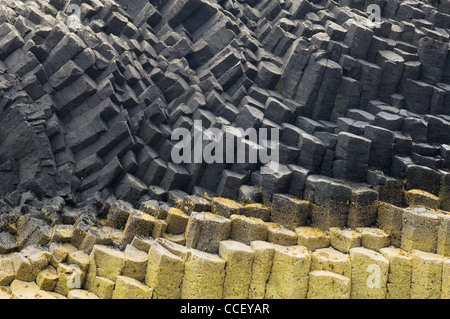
[[0, 0, 447, 207], [0, 0, 449, 300]]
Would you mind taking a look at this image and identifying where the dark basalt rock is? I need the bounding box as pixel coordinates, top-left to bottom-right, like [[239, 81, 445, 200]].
[[0, 0, 447, 221]]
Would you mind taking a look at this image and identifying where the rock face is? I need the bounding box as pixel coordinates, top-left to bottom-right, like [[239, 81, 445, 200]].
[[0, 0, 448, 206], [0, 0, 449, 300]]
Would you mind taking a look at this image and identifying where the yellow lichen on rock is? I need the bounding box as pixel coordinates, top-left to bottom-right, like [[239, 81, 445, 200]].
[[122, 244, 148, 282], [230, 214, 268, 244], [311, 247, 352, 277], [379, 247, 412, 299], [330, 228, 361, 253], [437, 214, 450, 257], [54, 263, 83, 296], [219, 240, 255, 299], [181, 250, 225, 299], [265, 245, 311, 299], [10, 252, 34, 282], [165, 207, 189, 235], [441, 258, 450, 299], [145, 242, 184, 299], [152, 219, 168, 238], [36, 266, 58, 292], [91, 244, 125, 281], [10, 280, 40, 299], [90, 276, 115, 299], [410, 250, 443, 299], [248, 241, 275, 299], [296, 226, 330, 251], [211, 197, 244, 218], [405, 189, 440, 209], [356, 227, 390, 251], [121, 209, 156, 246], [401, 207, 441, 253], [349, 247, 389, 299], [67, 250, 90, 273], [243, 203, 271, 222], [112, 276, 153, 299], [307, 270, 351, 299], [377, 202, 405, 247], [67, 289, 99, 299], [266, 222, 297, 246], [0, 256, 15, 286]]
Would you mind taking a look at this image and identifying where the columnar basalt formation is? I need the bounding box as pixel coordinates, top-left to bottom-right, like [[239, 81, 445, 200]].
[[0, 0, 449, 299]]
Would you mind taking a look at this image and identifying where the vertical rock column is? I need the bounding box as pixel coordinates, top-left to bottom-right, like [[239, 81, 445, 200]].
[[417, 37, 448, 85], [265, 245, 311, 299], [85, 245, 126, 299], [401, 207, 441, 253], [333, 132, 371, 182], [248, 241, 275, 299], [442, 258, 450, 299], [307, 270, 351, 299], [181, 250, 226, 299], [350, 247, 389, 299], [437, 214, 450, 257], [379, 247, 412, 299], [219, 240, 255, 299], [145, 242, 184, 299], [376, 50, 405, 103], [295, 58, 342, 122], [410, 250, 443, 299], [364, 125, 395, 175]]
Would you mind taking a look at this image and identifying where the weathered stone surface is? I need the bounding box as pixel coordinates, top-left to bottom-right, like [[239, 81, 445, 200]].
[[185, 212, 231, 254], [405, 189, 440, 209], [88, 276, 115, 299], [379, 247, 412, 299], [211, 197, 244, 218], [417, 37, 448, 85], [121, 210, 155, 247], [242, 203, 271, 222], [410, 250, 443, 299], [265, 245, 311, 299], [248, 241, 275, 300], [165, 207, 189, 235], [10, 253, 34, 282], [307, 270, 351, 299], [181, 250, 225, 299], [401, 207, 442, 253], [112, 276, 153, 299], [36, 266, 58, 292], [296, 227, 330, 251], [10, 280, 40, 299], [437, 214, 450, 257], [330, 228, 361, 253], [377, 202, 405, 247], [122, 244, 148, 282], [145, 242, 184, 299], [442, 258, 450, 299], [90, 245, 125, 282], [0, 232, 17, 254], [347, 187, 379, 228], [350, 247, 389, 299], [270, 194, 310, 230], [55, 263, 83, 296], [67, 289, 99, 299], [0, 256, 15, 286], [219, 240, 255, 299], [230, 215, 268, 245], [356, 228, 390, 251], [0, 0, 449, 301], [266, 222, 298, 246]]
